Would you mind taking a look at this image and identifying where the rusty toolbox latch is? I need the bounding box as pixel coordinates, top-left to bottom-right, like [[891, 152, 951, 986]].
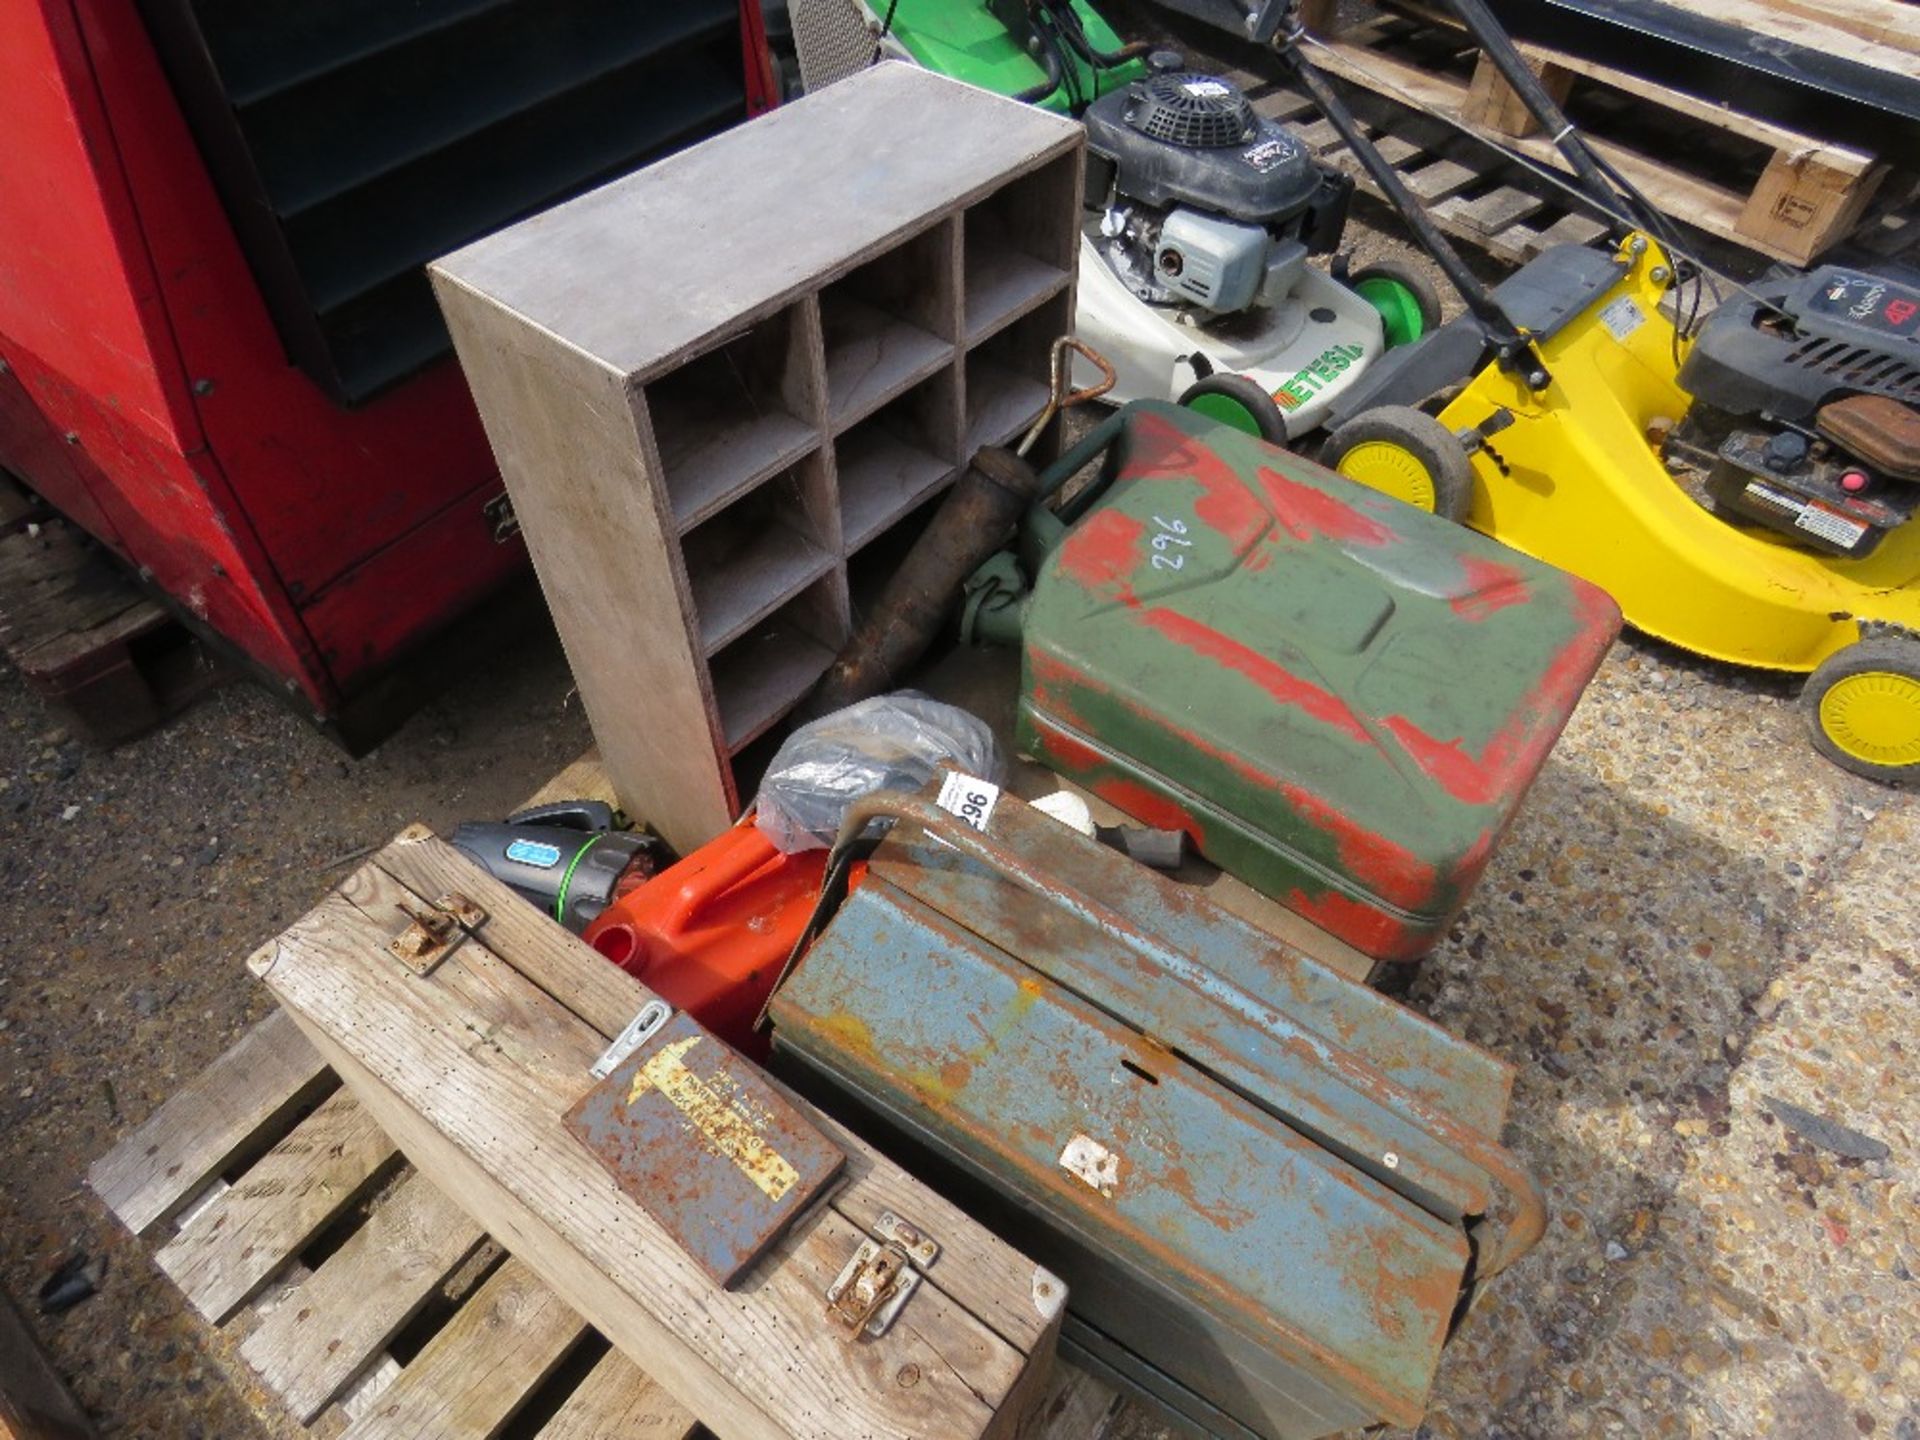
[[824, 1211, 939, 1339], [388, 893, 487, 974]]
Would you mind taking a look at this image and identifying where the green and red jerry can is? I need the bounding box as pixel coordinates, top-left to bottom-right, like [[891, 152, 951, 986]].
[[963, 401, 1621, 963]]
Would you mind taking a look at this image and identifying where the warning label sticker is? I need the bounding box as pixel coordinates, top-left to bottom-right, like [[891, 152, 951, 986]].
[[1599, 296, 1646, 342]]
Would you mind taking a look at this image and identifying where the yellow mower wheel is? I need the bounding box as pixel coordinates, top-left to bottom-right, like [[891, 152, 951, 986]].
[[1322, 405, 1473, 521], [1804, 636, 1920, 785]]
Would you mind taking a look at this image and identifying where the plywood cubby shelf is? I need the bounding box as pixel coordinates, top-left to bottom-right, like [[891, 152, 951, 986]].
[[433, 63, 1084, 849]]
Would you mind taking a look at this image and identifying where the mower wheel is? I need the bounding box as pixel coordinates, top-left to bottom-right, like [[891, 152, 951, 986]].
[[1177, 373, 1289, 445], [1349, 259, 1443, 348], [1803, 635, 1920, 786], [1322, 406, 1473, 521]]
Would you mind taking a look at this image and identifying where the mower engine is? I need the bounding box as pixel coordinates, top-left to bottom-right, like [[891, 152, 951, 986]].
[[1670, 266, 1920, 559], [1083, 68, 1349, 319]]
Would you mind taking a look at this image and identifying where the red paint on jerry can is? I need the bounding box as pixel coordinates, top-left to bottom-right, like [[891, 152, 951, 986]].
[[582, 825, 853, 1057]]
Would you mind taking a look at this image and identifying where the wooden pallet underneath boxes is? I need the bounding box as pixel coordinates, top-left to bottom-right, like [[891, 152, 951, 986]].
[[91, 831, 1080, 1440]]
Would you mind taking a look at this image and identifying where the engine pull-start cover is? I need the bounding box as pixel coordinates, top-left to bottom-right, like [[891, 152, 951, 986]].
[[1019, 401, 1620, 960]]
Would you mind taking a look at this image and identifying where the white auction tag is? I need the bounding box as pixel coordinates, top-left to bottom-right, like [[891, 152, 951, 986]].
[[935, 771, 1001, 832]]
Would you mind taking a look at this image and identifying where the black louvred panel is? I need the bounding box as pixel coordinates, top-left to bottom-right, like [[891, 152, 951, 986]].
[[141, 0, 748, 404]]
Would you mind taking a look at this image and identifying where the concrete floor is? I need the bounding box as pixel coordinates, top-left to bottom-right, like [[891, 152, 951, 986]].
[[1, 226, 1915, 1438]]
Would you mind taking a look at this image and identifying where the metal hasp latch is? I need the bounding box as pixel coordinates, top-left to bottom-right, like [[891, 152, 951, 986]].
[[387, 892, 487, 974], [825, 1210, 939, 1340]]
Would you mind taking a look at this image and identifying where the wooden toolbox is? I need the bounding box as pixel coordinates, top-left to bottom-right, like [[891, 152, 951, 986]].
[[92, 819, 1073, 1440]]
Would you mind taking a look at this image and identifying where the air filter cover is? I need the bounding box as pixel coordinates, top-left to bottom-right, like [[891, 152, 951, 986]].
[[1126, 71, 1257, 147]]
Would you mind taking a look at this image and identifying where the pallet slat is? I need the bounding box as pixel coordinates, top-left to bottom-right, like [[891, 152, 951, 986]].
[[155, 1088, 397, 1324], [88, 1008, 332, 1236], [241, 1172, 488, 1422], [533, 1351, 697, 1440], [337, 1259, 588, 1440]]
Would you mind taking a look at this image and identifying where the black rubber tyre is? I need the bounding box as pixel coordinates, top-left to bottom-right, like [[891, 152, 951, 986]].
[[1801, 635, 1920, 786], [1347, 258, 1444, 347], [1176, 373, 1290, 446], [1321, 405, 1474, 521]]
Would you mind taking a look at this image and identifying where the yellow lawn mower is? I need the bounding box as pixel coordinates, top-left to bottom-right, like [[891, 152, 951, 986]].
[[1243, 0, 1920, 784]]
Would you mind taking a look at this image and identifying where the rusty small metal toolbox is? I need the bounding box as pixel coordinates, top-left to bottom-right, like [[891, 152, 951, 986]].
[[768, 783, 1545, 1440], [965, 400, 1621, 964], [565, 1003, 844, 1287]]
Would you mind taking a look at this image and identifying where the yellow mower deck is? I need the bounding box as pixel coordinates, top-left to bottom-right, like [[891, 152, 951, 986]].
[[1427, 238, 1920, 675]]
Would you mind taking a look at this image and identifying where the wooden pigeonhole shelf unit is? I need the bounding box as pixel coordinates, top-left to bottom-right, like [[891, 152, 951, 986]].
[[432, 63, 1082, 850]]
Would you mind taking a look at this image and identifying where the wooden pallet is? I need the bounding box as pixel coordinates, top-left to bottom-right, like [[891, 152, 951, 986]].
[[1221, 68, 1612, 268], [1286, 0, 1898, 265], [87, 738, 1133, 1440], [88, 1004, 1122, 1440], [0, 476, 224, 746]]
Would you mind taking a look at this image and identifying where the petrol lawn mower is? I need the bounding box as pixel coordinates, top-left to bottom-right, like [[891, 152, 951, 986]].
[[790, 0, 1442, 436], [1221, 0, 1920, 784]]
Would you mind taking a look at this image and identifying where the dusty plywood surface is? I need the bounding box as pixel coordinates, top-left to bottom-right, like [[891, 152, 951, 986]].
[[431, 62, 1079, 381]]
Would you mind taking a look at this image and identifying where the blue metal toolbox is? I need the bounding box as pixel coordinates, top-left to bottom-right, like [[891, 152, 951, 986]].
[[767, 783, 1544, 1440]]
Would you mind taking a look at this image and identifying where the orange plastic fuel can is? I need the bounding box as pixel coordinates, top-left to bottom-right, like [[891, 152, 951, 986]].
[[581, 821, 841, 1056]]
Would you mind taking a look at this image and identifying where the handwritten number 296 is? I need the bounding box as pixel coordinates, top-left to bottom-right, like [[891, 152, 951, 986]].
[[1150, 514, 1190, 571]]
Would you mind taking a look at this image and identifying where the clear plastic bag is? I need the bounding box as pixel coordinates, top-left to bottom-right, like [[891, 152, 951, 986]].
[[754, 692, 1004, 852]]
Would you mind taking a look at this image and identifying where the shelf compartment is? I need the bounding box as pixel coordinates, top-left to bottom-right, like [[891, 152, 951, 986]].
[[963, 245, 1070, 346], [964, 290, 1073, 455], [961, 153, 1079, 348], [820, 294, 951, 433], [835, 369, 961, 549], [711, 577, 847, 752], [819, 222, 960, 430], [683, 468, 837, 654], [648, 305, 821, 530]]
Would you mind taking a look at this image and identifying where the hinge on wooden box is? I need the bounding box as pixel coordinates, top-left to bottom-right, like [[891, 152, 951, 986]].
[[387, 893, 487, 975], [824, 1211, 939, 1340]]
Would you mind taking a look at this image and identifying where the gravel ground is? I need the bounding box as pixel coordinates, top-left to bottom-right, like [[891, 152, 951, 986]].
[[2, 216, 1915, 1438]]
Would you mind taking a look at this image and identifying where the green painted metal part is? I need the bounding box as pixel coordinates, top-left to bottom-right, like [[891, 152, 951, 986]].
[[769, 787, 1544, 1439], [1011, 400, 1621, 962], [1354, 275, 1428, 348], [876, 0, 1146, 113]]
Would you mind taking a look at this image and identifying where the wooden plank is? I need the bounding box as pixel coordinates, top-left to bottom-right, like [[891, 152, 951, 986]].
[[338, 1259, 587, 1440], [1749, 0, 1917, 49], [0, 1289, 93, 1440], [1435, 185, 1548, 238], [89, 1009, 333, 1236], [1462, 51, 1571, 138], [1308, 37, 1758, 248], [253, 859, 1055, 1440], [240, 1172, 487, 1422], [1402, 158, 1479, 202], [1017, 1366, 1124, 1440], [1667, 0, 1920, 79], [1391, 0, 1881, 163], [534, 1351, 696, 1440], [1737, 150, 1889, 265], [155, 1089, 397, 1324]]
